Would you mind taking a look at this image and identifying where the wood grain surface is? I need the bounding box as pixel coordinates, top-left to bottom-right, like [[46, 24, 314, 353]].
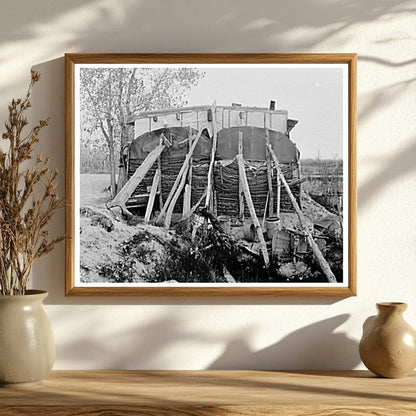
[[1, 370, 415, 415]]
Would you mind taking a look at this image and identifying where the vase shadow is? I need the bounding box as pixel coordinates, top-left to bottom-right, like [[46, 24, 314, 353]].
[[208, 314, 360, 371]]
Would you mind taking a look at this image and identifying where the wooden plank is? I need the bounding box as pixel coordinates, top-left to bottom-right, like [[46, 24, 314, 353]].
[[187, 126, 193, 186], [144, 170, 160, 224], [156, 130, 203, 225], [266, 143, 336, 283], [287, 177, 307, 187], [265, 129, 274, 217], [262, 191, 269, 230], [108, 144, 165, 216], [157, 136, 163, 210], [276, 174, 281, 219], [238, 131, 244, 220], [183, 127, 193, 216], [3, 403, 416, 416], [223, 266, 237, 283], [237, 154, 270, 268], [182, 184, 191, 216], [130, 103, 289, 118], [205, 102, 218, 209], [181, 187, 208, 221], [164, 164, 189, 229], [264, 130, 280, 219], [238, 131, 243, 155]]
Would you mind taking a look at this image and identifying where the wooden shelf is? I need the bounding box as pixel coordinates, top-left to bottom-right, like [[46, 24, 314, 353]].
[[1, 370, 415, 415]]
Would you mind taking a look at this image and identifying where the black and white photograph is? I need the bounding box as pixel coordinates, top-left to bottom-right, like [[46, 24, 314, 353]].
[[66, 54, 356, 295]]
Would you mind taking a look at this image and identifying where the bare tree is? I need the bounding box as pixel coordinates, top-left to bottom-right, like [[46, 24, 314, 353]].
[[80, 68, 204, 197]]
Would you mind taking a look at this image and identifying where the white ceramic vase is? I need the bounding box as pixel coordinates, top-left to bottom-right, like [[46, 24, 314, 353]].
[[0, 290, 55, 387]]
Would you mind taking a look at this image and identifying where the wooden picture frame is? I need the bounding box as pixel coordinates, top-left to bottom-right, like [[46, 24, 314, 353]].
[[65, 53, 356, 296]]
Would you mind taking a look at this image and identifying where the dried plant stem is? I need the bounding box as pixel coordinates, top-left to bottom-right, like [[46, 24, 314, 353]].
[[0, 71, 65, 295]]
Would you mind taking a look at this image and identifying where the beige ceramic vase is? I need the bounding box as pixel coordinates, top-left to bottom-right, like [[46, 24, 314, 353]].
[[359, 302, 416, 378], [0, 290, 55, 387]]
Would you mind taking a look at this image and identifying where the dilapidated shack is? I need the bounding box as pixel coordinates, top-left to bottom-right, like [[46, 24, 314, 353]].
[[117, 103, 301, 220], [107, 102, 338, 283]]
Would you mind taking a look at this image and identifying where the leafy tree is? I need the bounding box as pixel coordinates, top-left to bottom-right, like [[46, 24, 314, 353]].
[[80, 67, 204, 197]]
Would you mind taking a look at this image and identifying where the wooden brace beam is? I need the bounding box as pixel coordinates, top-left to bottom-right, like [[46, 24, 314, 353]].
[[237, 154, 270, 269], [144, 169, 160, 224], [108, 144, 165, 216], [205, 102, 218, 209], [156, 129, 203, 225], [266, 143, 337, 283]]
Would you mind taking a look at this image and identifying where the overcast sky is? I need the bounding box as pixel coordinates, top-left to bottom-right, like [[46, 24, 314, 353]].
[[186, 65, 346, 159]]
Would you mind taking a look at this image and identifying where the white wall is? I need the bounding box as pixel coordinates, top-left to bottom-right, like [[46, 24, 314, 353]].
[[1, 0, 415, 370]]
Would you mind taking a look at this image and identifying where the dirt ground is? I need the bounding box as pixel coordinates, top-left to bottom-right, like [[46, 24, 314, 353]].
[[79, 173, 342, 284], [80, 174, 176, 283]]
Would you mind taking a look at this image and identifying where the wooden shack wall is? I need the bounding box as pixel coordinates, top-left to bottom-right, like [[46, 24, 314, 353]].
[[134, 108, 288, 138], [214, 160, 300, 218], [127, 125, 301, 216]]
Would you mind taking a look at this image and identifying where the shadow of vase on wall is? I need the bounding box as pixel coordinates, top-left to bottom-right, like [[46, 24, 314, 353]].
[[359, 302, 416, 378], [208, 314, 360, 370]]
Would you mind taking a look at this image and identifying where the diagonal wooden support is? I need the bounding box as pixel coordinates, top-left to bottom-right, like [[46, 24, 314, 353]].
[[238, 131, 244, 221], [183, 128, 193, 216], [164, 164, 189, 229], [157, 136, 164, 211], [181, 187, 208, 222], [205, 102, 218, 210], [144, 169, 160, 224], [265, 129, 274, 218], [108, 144, 165, 217], [237, 154, 270, 269], [182, 184, 191, 216], [266, 142, 337, 283], [156, 129, 203, 225]]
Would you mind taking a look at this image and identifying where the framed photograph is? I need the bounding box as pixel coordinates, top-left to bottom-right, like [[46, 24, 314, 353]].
[[65, 53, 356, 296]]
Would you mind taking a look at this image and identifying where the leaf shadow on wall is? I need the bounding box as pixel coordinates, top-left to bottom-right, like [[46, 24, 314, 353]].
[[356, 56, 416, 209], [52, 307, 359, 370], [53, 311, 213, 370], [358, 50, 416, 207], [1, 0, 412, 53], [207, 314, 360, 370], [358, 139, 416, 210], [0, 0, 414, 98]]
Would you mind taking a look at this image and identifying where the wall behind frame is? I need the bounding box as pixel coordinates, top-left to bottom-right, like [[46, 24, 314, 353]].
[[0, 0, 415, 370]]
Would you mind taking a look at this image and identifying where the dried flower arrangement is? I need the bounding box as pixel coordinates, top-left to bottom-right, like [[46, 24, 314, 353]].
[[0, 71, 65, 295]]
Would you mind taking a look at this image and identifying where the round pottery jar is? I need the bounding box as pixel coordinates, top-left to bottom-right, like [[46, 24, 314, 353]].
[[0, 290, 55, 387], [359, 302, 416, 378]]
